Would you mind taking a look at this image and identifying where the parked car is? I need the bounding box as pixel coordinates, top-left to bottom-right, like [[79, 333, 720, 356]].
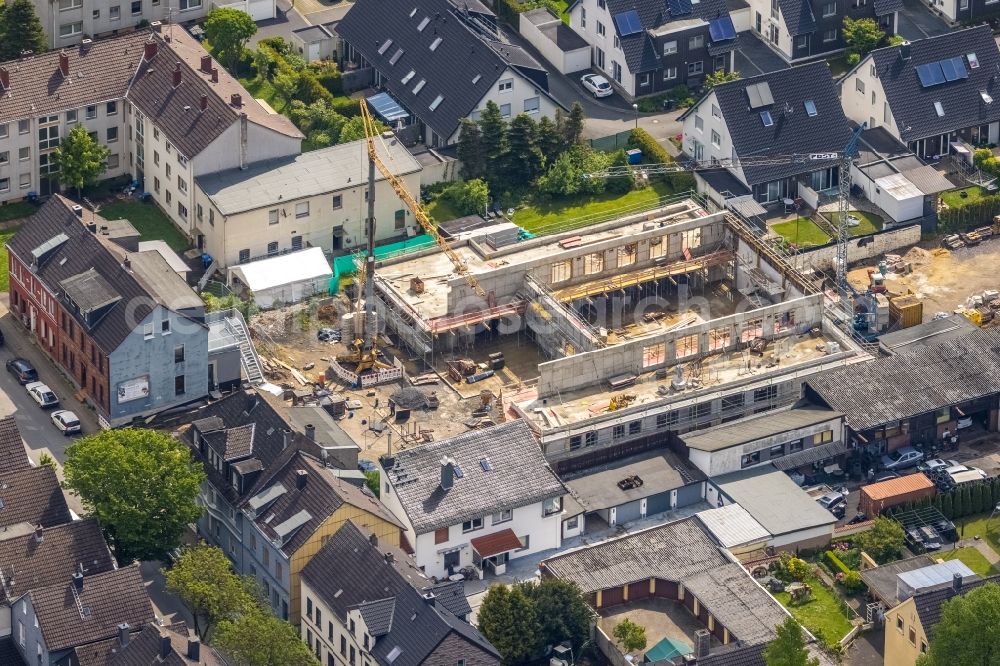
[[945, 464, 987, 479], [881, 446, 924, 471], [906, 527, 942, 553], [957, 416, 974, 430], [816, 492, 846, 519], [50, 409, 81, 435], [919, 458, 960, 479], [25, 382, 59, 409], [581, 73, 613, 98], [5, 358, 37, 384]]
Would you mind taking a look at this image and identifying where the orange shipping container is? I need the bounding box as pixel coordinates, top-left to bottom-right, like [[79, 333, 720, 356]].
[[859, 473, 936, 517]]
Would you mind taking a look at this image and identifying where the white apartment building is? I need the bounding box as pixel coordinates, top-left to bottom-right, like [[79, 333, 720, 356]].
[[35, 0, 210, 48]]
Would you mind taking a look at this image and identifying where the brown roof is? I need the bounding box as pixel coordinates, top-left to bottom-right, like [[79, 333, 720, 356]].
[[0, 518, 115, 604], [31, 563, 154, 653], [0, 417, 30, 473], [0, 465, 72, 529], [75, 621, 227, 666], [860, 473, 934, 501], [0, 33, 146, 122], [470, 528, 522, 558]]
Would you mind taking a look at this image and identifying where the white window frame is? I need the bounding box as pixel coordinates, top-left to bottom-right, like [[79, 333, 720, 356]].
[[59, 21, 83, 38], [663, 40, 677, 55]]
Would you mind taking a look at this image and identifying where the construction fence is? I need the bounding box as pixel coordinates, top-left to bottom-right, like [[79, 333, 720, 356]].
[[589, 130, 634, 152]]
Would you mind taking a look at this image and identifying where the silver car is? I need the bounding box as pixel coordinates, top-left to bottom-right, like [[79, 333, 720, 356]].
[[880, 446, 924, 470]]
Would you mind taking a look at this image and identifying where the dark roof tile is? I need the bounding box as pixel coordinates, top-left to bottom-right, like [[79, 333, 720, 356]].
[[913, 575, 1000, 638], [0, 465, 72, 529], [0, 417, 30, 473], [606, 0, 732, 73]]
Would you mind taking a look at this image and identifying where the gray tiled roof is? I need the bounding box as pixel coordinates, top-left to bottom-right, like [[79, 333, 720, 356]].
[[873, 0, 904, 13], [0, 637, 25, 665], [359, 598, 397, 637], [300, 522, 499, 666], [383, 420, 564, 534], [0, 417, 30, 473], [203, 423, 256, 461], [0, 465, 72, 530], [914, 575, 1000, 638], [867, 26, 1000, 143], [806, 327, 1000, 430], [777, 0, 814, 36], [709, 62, 850, 185]]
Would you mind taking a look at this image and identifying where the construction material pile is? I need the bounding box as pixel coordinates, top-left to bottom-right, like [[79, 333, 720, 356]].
[[391, 387, 431, 410]]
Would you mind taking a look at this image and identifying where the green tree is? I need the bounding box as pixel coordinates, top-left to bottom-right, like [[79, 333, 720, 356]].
[[536, 116, 563, 162], [477, 584, 541, 665], [562, 102, 586, 148], [0, 0, 46, 61], [457, 120, 486, 181], [942, 491, 954, 519], [606, 150, 635, 195], [204, 7, 258, 72], [854, 516, 906, 563], [613, 618, 647, 653], [442, 179, 489, 216], [338, 115, 386, 143], [704, 70, 741, 89], [764, 617, 819, 666], [520, 578, 592, 653], [507, 113, 544, 187], [52, 125, 111, 198], [272, 71, 301, 110], [478, 101, 509, 189], [954, 489, 966, 518], [253, 48, 275, 82], [63, 429, 205, 562], [785, 557, 810, 581], [215, 609, 316, 666], [38, 452, 56, 468], [921, 583, 1000, 666], [164, 544, 256, 639], [842, 17, 885, 58], [364, 470, 380, 498]]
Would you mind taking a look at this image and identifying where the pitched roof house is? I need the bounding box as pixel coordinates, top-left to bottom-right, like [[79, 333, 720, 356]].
[[0, 465, 72, 531], [840, 26, 1000, 159], [300, 522, 499, 666], [74, 621, 227, 666], [380, 420, 566, 579]]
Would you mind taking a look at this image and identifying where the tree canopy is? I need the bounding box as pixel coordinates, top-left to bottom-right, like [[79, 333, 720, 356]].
[[63, 429, 205, 562], [52, 125, 111, 198], [205, 7, 258, 71], [215, 609, 317, 666], [164, 544, 256, 639], [764, 617, 820, 666], [920, 583, 1000, 666], [613, 618, 647, 653], [477, 584, 542, 665], [0, 0, 47, 61], [854, 516, 906, 564]]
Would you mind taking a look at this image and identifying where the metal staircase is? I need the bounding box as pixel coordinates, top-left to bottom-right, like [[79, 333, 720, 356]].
[[208, 309, 264, 385]]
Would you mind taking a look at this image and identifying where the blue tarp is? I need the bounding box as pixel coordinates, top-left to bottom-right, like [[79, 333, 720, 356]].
[[367, 92, 409, 123]]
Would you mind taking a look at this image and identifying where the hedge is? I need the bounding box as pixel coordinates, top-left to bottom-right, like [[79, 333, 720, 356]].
[[627, 128, 695, 191], [938, 192, 1000, 232], [824, 550, 852, 576]]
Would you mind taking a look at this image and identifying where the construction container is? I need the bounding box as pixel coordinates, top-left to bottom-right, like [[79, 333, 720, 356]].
[[859, 473, 936, 517], [890, 295, 923, 329]]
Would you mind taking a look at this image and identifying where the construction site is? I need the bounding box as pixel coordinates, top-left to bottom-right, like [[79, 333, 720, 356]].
[[368, 195, 870, 471]]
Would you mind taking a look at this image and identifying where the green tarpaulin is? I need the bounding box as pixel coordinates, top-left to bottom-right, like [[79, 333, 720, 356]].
[[643, 637, 692, 663]]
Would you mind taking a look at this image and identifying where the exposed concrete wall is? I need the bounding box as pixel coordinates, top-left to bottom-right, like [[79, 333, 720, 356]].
[[789, 224, 922, 273]]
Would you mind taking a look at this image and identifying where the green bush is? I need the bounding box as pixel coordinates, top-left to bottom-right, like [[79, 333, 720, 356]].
[[328, 96, 362, 118], [628, 127, 670, 164], [840, 570, 864, 593], [441, 179, 490, 216], [309, 61, 343, 96], [825, 550, 852, 576], [258, 36, 290, 55]]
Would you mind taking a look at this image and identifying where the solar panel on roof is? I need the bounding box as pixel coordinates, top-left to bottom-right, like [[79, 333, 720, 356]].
[[667, 0, 692, 15], [944, 56, 968, 81], [708, 16, 736, 41], [916, 61, 944, 87], [613, 10, 642, 36], [745, 82, 773, 109]]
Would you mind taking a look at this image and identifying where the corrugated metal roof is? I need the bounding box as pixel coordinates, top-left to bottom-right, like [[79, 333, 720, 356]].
[[861, 473, 934, 501], [695, 504, 771, 548], [898, 560, 975, 594], [681, 406, 841, 452]]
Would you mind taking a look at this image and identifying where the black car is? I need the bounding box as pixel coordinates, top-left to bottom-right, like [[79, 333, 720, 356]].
[[5, 358, 37, 384], [933, 518, 958, 542]]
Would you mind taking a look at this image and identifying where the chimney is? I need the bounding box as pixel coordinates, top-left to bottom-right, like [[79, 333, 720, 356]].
[[72, 204, 83, 218], [72, 571, 84, 591], [305, 424, 316, 441], [282, 429, 292, 450], [295, 469, 308, 489], [694, 630, 711, 659], [440, 456, 454, 491], [199, 94, 208, 112], [0, 67, 8, 91], [58, 51, 69, 77], [384, 551, 394, 565], [200, 54, 212, 72], [117, 623, 130, 647], [144, 40, 157, 61], [86, 222, 97, 233], [953, 572, 963, 593], [211, 67, 219, 83], [172, 62, 182, 88], [159, 634, 172, 659], [187, 637, 201, 660], [231, 93, 242, 107], [122, 255, 131, 270], [33, 525, 43, 543], [899, 41, 911, 61]]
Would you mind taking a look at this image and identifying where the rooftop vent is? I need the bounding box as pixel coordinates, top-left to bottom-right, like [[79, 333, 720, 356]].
[[617, 474, 643, 490], [187, 637, 201, 661], [172, 61, 182, 88], [899, 41, 911, 61], [118, 623, 130, 648], [200, 54, 212, 73]]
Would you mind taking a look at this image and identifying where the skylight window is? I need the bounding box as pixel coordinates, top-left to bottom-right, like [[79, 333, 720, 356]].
[[409, 7, 417, 16], [389, 48, 404, 65], [760, 110, 774, 127], [934, 101, 945, 117], [413, 79, 426, 94], [417, 16, 430, 31], [472, 74, 482, 84], [378, 39, 393, 55], [430, 37, 443, 51], [429, 94, 444, 111], [401, 70, 415, 84], [983, 90, 994, 104], [803, 99, 817, 117], [969, 52, 980, 68]]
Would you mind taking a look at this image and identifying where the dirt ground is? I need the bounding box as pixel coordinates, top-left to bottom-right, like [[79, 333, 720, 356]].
[[847, 240, 1000, 322]]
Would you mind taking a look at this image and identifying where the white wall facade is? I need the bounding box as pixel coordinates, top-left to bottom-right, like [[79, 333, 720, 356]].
[[454, 67, 560, 144], [840, 58, 897, 138], [680, 90, 743, 184], [38, 0, 210, 48], [568, 0, 636, 96], [519, 12, 591, 75], [744, 1, 795, 60]]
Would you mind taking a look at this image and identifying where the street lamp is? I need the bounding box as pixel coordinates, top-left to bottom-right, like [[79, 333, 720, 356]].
[[632, 103, 639, 129]]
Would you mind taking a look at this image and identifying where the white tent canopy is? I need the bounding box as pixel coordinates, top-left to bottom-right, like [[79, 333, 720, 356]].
[[229, 247, 332, 308]]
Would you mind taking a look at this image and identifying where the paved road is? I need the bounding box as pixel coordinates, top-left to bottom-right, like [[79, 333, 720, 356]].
[[897, 0, 952, 41], [735, 33, 790, 77]]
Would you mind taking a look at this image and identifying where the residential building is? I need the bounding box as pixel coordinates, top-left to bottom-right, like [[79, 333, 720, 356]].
[[0, 33, 144, 201], [299, 522, 500, 666], [336, 0, 561, 147], [7, 196, 217, 426], [32, 1, 210, 49], [840, 26, 1000, 159], [0, 416, 30, 473], [193, 137, 423, 269], [379, 420, 566, 579], [0, 465, 72, 531], [12, 564, 154, 665], [74, 621, 228, 665], [914, 0, 1000, 25], [680, 62, 851, 205], [239, 448, 402, 625], [744, 0, 900, 63], [566, 0, 739, 99], [678, 405, 845, 477], [883, 573, 999, 666]]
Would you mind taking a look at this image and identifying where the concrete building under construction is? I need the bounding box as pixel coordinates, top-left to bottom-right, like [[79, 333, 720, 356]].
[[370, 196, 869, 472]]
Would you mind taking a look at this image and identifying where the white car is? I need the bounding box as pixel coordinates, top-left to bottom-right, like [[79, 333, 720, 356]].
[[26, 382, 59, 409], [581, 73, 613, 98], [51, 410, 81, 435]]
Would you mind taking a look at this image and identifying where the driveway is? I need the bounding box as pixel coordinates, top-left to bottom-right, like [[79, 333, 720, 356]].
[[735, 33, 790, 77], [896, 0, 952, 41], [248, 0, 310, 48]]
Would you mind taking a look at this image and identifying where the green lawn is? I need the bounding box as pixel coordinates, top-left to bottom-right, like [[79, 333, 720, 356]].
[[238, 76, 284, 113], [0, 202, 36, 224], [940, 547, 997, 576], [99, 202, 190, 253], [827, 56, 852, 77], [0, 226, 20, 291], [771, 217, 831, 247], [512, 181, 674, 235], [425, 197, 463, 224], [940, 186, 989, 209], [955, 514, 1000, 557], [829, 210, 884, 236], [775, 575, 855, 649]]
